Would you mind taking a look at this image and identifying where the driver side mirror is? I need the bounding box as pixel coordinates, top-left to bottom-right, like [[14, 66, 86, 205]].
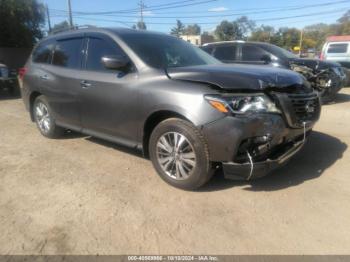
[[260, 54, 272, 64], [101, 55, 130, 70]]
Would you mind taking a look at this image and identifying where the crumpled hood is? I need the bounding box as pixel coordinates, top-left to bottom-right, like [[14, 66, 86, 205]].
[[167, 64, 307, 92], [289, 58, 341, 70]]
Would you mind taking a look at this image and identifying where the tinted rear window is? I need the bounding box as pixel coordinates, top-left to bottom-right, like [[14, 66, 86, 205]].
[[33, 41, 54, 64], [327, 43, 348, 53], [52, 38, 83, 69], [213, 45, 236, 61], [201, 46, 213, 54]]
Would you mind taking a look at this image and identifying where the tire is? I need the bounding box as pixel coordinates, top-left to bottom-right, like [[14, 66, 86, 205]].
[[319, 71, 342, 103], [149, 118, 214, 190], [33, 95, 64, 138]]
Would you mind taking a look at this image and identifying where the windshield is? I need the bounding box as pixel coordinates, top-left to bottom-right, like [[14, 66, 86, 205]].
[[263, 44, 297, 59], [120, 33, 221, 69]]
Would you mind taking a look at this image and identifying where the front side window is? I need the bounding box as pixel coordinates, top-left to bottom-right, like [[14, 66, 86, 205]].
[[33, 41, 54, 64], [214, 45, 236, 61], [327, 43, 348, 54], [262, 44, 297, 59], [242, 45, 269, 61], [86, 37, 126, 71], [52, 38, 83, 69], [120, 33, 220, 69]]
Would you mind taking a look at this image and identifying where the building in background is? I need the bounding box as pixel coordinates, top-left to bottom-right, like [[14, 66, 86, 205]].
[[180, 34, 214, 46]]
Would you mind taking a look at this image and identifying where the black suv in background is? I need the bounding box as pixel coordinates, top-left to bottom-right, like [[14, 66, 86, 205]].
[[0, 62, 18, 94], [202, 41, 347, 102], [20, 28, 321, 190]]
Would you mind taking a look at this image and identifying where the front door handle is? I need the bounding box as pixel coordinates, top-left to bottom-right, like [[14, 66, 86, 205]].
[[80, 80, 92, 89]]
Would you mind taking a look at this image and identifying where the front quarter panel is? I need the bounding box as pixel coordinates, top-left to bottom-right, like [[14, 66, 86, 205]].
[[138, 72, 225, 137]]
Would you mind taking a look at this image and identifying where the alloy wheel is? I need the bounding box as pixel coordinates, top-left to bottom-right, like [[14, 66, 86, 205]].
[[156, 132, 196, 180], [35, 102, 51, 133]]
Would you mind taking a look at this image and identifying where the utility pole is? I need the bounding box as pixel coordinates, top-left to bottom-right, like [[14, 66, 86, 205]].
[[299, 29, 303, 57], [46, 4, 52, 33], [67, 0, 73, 29], [138, 0, 146, 24]]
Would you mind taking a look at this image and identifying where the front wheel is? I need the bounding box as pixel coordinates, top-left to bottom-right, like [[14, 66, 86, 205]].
[[149, 118, 214, 190]]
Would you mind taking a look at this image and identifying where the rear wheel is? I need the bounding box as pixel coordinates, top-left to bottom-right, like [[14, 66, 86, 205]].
[[149, 118, 214, 190], [33, 95, 64, 138]]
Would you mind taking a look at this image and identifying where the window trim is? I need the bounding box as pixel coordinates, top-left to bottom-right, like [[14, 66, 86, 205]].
[[83, 32, 135, 73], [51, 35, 85, 70], [32, 40, 55, 65]]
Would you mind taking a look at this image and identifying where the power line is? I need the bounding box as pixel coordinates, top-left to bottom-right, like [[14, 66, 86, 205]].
[[49, 0, 217, 16], [49, 0, 350, 19], [142, 0, 350, 14], [49, 0, 349, 16], [69, 8, 347, 25]]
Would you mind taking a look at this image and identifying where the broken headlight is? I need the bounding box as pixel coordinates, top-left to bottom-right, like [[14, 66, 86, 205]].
[[205, 94, 281, 115]]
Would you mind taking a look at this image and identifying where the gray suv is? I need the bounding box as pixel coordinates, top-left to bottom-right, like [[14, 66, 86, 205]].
[[20, 28, 321, 190]]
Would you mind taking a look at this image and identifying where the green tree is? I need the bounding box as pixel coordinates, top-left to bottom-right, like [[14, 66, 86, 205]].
[[215, 20, 241, 41], [335, 11, 350, 35], [51, 21, 70, 34], [170, 20, 185, 37], [235, 16, 255, 39], [303, 23, 329, 50], [185, 24, 201, 35], [215, 17, 255, 41], [137, 21, 147, 30], [249, 25, 275, 42], [269, 27, 300, 50], [0, 0, 45, 47]]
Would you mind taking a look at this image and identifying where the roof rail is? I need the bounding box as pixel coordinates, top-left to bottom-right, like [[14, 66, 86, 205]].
[[202, 40, 245, 46], [49, 24, 97, 35]]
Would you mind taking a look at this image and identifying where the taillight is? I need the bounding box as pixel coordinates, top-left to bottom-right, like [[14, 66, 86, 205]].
[[18, 67, 27, 80], [320, 53, 324, 60]]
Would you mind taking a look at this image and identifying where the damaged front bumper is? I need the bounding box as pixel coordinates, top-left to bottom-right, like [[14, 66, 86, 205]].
[[222, 139, 304, 180], [201, 112, 316, 181]]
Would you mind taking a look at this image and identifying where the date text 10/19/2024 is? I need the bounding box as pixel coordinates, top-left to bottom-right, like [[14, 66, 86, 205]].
[[127, 256, 219, 261]]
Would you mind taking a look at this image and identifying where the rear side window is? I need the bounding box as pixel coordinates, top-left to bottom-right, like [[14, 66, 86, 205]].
[[33, 41, 54, 64], [242, 45, 269, 61], [201, 46, 213, 54], [86, 37, 125, 72], [214, 45, 236, 61], [327, 43, 348, 53], [52, 38, 83, 69]]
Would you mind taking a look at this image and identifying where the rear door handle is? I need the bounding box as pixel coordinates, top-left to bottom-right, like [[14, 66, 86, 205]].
[[80, 80, 92, 89], [40, 75, 49, 80]]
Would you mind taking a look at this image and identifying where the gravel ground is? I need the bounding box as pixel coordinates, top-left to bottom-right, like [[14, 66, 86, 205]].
[[0, 88, 350, 255]]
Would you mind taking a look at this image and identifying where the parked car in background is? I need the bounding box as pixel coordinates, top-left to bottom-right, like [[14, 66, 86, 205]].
[[321, 35, 350, 85], [202, 41, 347, 102], [20, 28, 321, 190], [0, 61, 18, 95]]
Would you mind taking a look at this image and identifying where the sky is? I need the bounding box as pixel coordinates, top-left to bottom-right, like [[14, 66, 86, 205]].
[[42, 0, 350, 33]]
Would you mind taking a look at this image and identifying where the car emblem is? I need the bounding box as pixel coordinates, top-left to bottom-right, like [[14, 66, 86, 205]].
[[305, 101, 315, 113]]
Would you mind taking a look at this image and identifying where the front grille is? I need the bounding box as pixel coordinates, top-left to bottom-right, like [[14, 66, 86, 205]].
[[289, 93, 320, 124], [275, 92, 321, 128]]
